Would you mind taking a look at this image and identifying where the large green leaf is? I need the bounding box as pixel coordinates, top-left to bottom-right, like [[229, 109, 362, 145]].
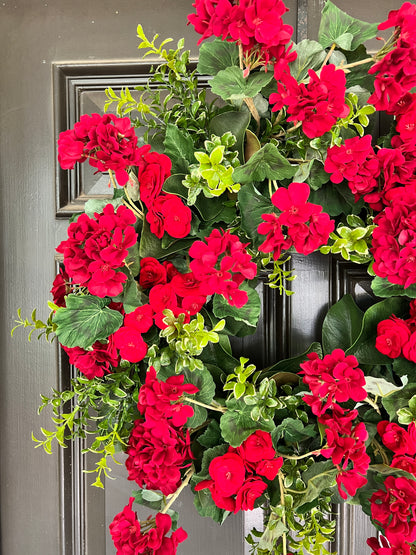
[[290, 40, 326, 81], [318, 1, 379, 51], [84, 197, 124, 218], [238, 181, 273, 248], [274, 418, 316, 444], [197, 420, 224, 449], [233, 143, 297, 184], [309, 181, 363, 217], [212, 283, 261, 328], [163, 124, 195, 175], [322, 295, 364, 354], [371, 276, 416, 299], [53, 295, 123, 349], [181, 366, 216, 429], [162, 173, 188, 200], [197, 38, 239, 76], [210, 66, 273, 102], [346, 298, 409, 364]]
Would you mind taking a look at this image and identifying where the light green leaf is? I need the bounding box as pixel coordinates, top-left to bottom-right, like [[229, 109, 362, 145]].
[[210, 66, 273, 102]]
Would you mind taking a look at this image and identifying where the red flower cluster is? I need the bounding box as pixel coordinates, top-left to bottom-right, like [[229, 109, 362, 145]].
[[57, 113, 142, 185], [300, 349, 369, 499], [195, 430, 283, 513], [369, 3, 416, 115], [378, 421, 416, 457], [125, 367, 197, 495], [187, 0, 295, 67], [324, 134, 416, 211], [189, 229, 257, 308], [375, 302, 416, 362], [134, 145, 192, 240], [62, 335, 120, 380], [56, 204, 137, 298], [370, 476, 416, 548], [258, 182, 335, 260], [270, 64, 349, 138], [114, 257, 207, 347], [109, 497, 187, 555], [371, 186, 416, 289], [368, 533, 415, 555]]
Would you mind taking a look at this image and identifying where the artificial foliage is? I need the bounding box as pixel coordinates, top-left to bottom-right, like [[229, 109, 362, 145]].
[[12, 1, 416, 554]]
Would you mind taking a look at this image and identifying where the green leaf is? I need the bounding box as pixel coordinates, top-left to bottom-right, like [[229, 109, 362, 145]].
[[132, 488, 164, 510], [53, 295, 123, 349], [238, 181, 274, 248], [274, 418, 316, 444], [197, 420, 224, 449], [163, 173, 188, 200], [308, 159, 330, 191], [346, 298, 409, 364], [263, 342, 322, 378], [322, 295, 364, 354], [208, 110, 251, 163], [371, 276, 416, 299], [318, 1, 379, 51], [213, 283, 261, 328], [290, 40, 326, 81], [181, 367, 216, 429], [233, 143, 297, 184], [393, 357, 416, 379], [220, 398, 274, 447], [341, 45, 374, 91], [163, 124, 195, 174], [210, 66, 273, 102], [309, 180, 364, 217], [197, 38, 239, 76], [382, 383, 416, 421], [295, 462, 337, 509]]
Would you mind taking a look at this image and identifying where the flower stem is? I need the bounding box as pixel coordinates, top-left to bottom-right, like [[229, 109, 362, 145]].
[[124, 184, 144, 219], [275, 448, 323, 460], [162, 465, 194, 514], [108, 169, 118, 190], [364, 395, 381, 415], [336, 56, 374, 72], [183, 396, 226, 413], [321, 42, 336, 69], [278, 471, 287, 555]]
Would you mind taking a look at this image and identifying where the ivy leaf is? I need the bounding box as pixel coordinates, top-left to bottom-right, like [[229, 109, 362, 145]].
[[197, 38, 239, 76], [274, 418, 316, 444], [213, 284, 261, 328], [318, 1, 379, 51], [295, 461, 337, 509], [210, 66, 273, 102], [346, 297, 409, 364], [322, 294, 364, 354], [290, 40, 326, 81], [53, 295, 123, 349], [233, 143, 297, 184], [163, 124, 195, 174], [197, 420, 224, 449], [371, 276, 416, 299]]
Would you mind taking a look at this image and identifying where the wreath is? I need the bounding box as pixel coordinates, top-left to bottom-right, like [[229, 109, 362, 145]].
[[13, 1, 416, 554]]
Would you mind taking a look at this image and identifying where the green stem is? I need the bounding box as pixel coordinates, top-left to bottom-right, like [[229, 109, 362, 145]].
[[162, 465, 194, 514], [124, 185, 144, 220], [183, 396, 226, 413], [336, 56, 374, 72], [364, 395, 381, 415], [276, 448, 323, 460]]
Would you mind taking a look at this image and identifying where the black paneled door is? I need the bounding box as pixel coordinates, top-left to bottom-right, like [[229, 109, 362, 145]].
[[0, 1, 404, 554]]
